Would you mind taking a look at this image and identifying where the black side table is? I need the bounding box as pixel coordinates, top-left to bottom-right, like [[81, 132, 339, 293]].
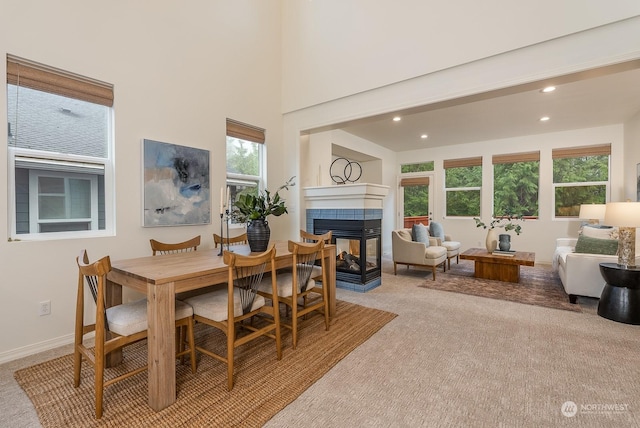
[[598, 263, 640, 325]]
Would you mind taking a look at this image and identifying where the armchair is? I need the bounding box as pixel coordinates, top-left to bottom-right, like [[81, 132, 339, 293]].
[[392, 229, 447, 280]]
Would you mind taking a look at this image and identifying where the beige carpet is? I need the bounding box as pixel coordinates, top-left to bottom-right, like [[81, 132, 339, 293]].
[[13, 300, 396, 428], [417, 260, 582, 312]]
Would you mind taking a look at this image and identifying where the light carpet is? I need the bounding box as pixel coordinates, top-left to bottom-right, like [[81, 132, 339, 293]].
[[13, 300, 396, 428], [417, 260, 582, 312]]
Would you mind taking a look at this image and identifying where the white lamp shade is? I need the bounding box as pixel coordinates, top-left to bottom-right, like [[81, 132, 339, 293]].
[[578, 204, 606, 221], [604, 202, 640, 227]]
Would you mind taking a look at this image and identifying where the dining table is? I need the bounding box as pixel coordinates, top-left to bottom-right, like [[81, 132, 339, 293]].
[[106, 240, 337, 412]]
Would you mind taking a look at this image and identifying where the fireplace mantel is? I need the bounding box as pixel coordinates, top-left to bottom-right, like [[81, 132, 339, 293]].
[[303, 183, 389, 210]]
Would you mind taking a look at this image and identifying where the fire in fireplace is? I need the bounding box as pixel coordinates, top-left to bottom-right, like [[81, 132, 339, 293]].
[[314, 219, 382, 290]]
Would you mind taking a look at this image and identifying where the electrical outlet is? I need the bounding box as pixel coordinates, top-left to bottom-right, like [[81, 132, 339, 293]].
[[38, 300, 51, 316]]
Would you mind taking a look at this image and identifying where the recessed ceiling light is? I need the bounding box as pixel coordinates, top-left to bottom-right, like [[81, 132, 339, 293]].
[[540, 116, 550, 122], [421, 134, 428, 139], [541, 86, 556, 93], [393, 116, 401, 122]]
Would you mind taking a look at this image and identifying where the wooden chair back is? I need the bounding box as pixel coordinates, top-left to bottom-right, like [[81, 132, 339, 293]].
[[150, 235, 201, 255], [300, 229, 332, 244], [213, 232, 248, 248]]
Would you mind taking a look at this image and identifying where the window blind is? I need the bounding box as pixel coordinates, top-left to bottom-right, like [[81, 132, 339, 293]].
[[7, 55, 113, 107], [226, 119, 265, 144], [443, 156, 482, 169], [400, 177, 429, 186], [552, 144, 611, 159], [493, 151, 540, 164]]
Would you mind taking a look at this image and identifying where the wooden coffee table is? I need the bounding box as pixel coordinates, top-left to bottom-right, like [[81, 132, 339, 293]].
[[460, 248, 535, 283]]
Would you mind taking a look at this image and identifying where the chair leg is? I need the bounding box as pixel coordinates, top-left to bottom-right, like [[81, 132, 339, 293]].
[[394, 262, 397, 275], [186, 318, 196, 374], [227, 326, 235, 391], [95, 362, 104, 418], [432, 266, 436, 280]]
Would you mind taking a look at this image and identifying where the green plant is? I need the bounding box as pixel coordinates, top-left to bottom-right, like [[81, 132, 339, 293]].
[[232, 176, 295, 223], [473, 212, 524, 235]]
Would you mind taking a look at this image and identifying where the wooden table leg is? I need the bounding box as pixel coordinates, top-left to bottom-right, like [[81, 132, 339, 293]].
[[147, 280, 176, 411]]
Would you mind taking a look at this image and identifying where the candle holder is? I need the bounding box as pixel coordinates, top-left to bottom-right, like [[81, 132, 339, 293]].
[[217, 212, 224, 256], [225, 209, 231, 252]]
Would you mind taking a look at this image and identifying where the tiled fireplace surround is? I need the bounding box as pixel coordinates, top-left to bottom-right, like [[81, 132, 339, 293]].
[[303, 183, 389, 292]]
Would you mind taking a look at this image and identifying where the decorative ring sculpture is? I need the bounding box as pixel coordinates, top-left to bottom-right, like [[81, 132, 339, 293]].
[[330, 157, 362, 184]]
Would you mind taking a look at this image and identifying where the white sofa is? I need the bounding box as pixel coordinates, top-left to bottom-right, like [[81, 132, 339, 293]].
[[553, 229, 640, 303]]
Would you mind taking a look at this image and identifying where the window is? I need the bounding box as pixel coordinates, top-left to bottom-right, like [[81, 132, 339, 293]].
[[552, 144, 610, 218], [226, 119, 265, 224], [400, 161, 434, 173], [444, 157, 481, 217], [399, 175, 430, 228], [7, 55, 113, 239], [493, 152, 539, 217]]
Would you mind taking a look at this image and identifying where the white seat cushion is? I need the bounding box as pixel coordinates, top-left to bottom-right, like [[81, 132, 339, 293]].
[[106, 298, 194, 336], [184, 288, 265, 322], [258, 272, 315, 298]]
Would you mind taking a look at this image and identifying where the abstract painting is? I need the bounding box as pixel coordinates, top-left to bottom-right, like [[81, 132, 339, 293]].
[[143, 139, 210, 226]]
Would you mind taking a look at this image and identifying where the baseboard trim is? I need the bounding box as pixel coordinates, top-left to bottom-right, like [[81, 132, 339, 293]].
[[0, 333, 75, 365]]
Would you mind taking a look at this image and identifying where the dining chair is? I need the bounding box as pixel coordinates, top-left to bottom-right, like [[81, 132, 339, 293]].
[[258, 240, 329, 349], [74, 250, 196, 419], [300, 229, 332, 245], [213, 232, 248, 248], [149, 235, 201, 255], [183, 245, 281, 390]]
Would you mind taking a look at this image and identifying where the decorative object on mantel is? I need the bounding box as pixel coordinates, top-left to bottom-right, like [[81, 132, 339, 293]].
[[330, 157, 362, 185], [232, 176, 295, 252], [473, 211, 524, 253]]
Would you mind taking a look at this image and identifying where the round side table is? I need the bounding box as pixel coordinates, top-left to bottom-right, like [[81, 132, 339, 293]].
[[598, 262, 640, 325]]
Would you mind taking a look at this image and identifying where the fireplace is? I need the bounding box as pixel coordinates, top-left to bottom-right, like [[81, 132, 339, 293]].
[[314, 219, 382, 290]]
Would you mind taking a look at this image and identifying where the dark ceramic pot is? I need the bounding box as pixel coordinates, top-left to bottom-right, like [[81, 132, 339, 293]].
[[498, 234, 511, 251], [247, 218, 270, 252]]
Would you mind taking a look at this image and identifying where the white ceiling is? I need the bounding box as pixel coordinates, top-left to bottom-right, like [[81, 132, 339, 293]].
[[327, 60, 640, 154]]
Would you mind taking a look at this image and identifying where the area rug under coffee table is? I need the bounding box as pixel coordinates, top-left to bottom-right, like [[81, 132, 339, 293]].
[[419, 261, 581, 313], [14, 300, 396, 428]]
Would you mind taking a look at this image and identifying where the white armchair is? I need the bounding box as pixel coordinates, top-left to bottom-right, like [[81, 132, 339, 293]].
[[392, 229, 447, 280]]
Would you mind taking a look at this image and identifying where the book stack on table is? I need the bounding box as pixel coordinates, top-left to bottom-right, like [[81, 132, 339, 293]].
[[492, 250, 516, 256]]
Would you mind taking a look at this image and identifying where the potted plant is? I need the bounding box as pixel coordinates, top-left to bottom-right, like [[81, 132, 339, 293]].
[[232, 176, 295, 252], [473, 212, 524, 252]]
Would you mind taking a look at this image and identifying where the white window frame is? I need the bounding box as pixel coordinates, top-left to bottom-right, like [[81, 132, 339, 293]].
[[225, 136, 266, 227], [8, 147, 114, 241], [552, 155, 610, 221]]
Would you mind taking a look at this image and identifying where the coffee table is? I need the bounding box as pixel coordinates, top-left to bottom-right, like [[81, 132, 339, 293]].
[[459, 248, 535, 283]]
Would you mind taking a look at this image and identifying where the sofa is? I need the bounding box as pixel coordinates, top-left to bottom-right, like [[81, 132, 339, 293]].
[[392, 228, 448, 280], [553, 226, 640, 303]]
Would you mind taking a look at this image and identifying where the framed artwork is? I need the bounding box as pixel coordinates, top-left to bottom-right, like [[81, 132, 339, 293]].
[[143, 139, 211, 227]]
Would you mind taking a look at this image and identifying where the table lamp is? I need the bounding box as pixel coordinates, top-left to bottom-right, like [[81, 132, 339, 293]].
[[603, 201, 640, 268], [578, 203, 606, 225]]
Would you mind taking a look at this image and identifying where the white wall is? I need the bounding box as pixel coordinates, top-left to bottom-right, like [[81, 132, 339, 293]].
[[0, 1, 283, 361], [282, 1, 640, 112]]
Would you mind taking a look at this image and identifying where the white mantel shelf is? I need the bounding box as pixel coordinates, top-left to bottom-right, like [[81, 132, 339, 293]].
[[303, 183, 389, 210]]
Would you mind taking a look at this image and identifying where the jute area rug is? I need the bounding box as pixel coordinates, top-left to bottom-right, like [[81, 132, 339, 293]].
[[14, 300, 396, 428], [418, 260, 582, 313]]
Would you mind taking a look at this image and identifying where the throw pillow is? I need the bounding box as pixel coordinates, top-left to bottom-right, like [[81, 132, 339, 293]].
[[429, 221, 445, 241], [581, 225, 617, 240], [411, 223, 430, 247], [574, 235, 618, 255]]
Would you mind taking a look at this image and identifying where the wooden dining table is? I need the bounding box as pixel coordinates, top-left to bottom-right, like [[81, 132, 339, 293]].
[[106, 241, 336, 412]]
